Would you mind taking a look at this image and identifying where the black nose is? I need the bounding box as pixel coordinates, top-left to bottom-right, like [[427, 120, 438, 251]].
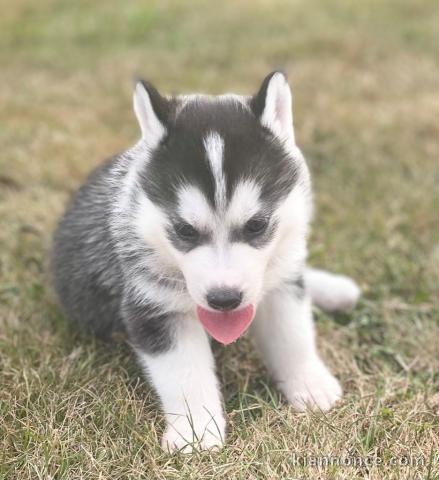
[[206, 288, 243, 311]]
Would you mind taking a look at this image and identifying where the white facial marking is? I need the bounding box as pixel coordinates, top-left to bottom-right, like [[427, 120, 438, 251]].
[[203, 132, 226, 211], [177, 184, 213, 228], [226, 179, 262, 225], [169, 178, 269, 308]]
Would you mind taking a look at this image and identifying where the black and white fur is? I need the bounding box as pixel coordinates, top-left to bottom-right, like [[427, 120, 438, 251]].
[[52, 72, 360, 452]]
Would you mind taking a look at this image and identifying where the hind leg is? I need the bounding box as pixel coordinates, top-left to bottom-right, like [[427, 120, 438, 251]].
[[305, 267, 361, 313]]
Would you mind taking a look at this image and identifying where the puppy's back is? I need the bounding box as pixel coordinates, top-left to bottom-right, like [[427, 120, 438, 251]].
[[52, 157, 124, 338]]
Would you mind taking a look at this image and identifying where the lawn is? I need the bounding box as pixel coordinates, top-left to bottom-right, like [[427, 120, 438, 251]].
[[0, 0, 438, 478]]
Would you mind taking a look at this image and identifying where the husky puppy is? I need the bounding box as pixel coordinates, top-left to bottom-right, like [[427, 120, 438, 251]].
[[52, 72, 360, 452]]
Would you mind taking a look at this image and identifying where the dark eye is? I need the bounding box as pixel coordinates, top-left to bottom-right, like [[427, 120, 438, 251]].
[[175, 222, 200, 242], [244, 217, 269, 236]]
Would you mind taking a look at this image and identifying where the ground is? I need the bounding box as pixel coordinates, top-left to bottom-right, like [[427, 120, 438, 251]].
[[0, 0, 438, 479]]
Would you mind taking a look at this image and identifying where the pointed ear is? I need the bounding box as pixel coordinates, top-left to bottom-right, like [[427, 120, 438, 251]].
[[251, 71, 295, 147], [133, 80, 168, 144]]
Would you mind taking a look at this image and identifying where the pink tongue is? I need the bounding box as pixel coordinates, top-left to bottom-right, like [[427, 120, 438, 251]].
[[196, 305, 255, 345]]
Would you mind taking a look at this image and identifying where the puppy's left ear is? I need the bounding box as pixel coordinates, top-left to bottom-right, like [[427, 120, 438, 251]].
[[251, 71, 295, 148], [133, 80, 169, 145]]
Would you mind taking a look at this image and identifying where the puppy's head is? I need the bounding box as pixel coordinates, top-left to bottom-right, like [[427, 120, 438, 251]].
[[131, 72, 312, 341]]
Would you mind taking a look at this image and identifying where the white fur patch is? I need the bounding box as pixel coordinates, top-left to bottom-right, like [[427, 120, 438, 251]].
[[305, 268, 361, 312], [177, 184, 214, 228], [203, 132, 226, 211], [226, 179, 261, 226]]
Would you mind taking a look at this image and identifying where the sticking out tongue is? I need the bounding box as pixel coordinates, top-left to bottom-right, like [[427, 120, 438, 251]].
[[196, 304, 255, 345]]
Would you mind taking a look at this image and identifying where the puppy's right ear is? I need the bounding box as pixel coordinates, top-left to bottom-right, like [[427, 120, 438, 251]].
[[133, 80, 168, 144]]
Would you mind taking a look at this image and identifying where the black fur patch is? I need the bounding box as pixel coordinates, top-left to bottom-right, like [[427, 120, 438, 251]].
[[122, 298, 176, 355], [137, 80, 177, 126], [284, 274, 306, 300], [231, 216, 278, 249], [166, 219, 211, 253]]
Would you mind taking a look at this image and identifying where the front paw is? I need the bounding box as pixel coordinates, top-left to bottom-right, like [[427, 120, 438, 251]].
[[161, 413, 226, 453], [282, 359, 342, 412]]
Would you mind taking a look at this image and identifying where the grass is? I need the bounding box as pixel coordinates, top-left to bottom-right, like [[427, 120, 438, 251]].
[[0, 0, 438, 478]]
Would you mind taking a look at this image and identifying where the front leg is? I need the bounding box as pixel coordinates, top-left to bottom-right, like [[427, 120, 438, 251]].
[[122, 299, 225, 453], [251, 281, 342, 411]]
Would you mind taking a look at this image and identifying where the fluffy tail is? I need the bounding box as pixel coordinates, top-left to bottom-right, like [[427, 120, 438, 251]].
[[305, 268, 361, 313]]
